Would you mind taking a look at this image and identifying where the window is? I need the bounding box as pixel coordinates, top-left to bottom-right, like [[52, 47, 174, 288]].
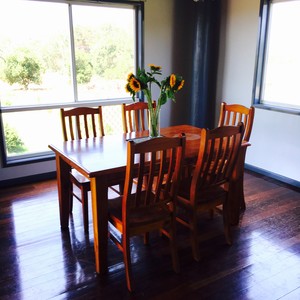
[[253, 0, 300, 114], [0, 0, 143, 166]]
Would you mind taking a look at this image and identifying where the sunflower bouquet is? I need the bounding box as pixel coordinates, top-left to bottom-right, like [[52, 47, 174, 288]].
[[125, 64, 184, 137]]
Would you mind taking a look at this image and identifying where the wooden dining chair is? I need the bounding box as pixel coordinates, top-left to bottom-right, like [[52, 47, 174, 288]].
[[218, 102, 255, 216], [218, 102, 254, 142], [120, 101, 157, 192], [176, 123, 244, 261], [107, 134, 186, 292], [122, 101, 156, 133], [60, 106, 105, 233]]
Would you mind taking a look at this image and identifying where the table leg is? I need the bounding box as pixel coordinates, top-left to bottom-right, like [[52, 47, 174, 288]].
[[228, 178, 243, 225], [229, 146, 248, 225], [55, 155, 71, 229], [90, 176, 108, 275]]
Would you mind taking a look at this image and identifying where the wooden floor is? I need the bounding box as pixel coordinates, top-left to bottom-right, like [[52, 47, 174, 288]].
[[1, 170, 300, 300]]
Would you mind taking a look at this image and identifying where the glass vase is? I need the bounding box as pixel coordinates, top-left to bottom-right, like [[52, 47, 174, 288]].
[[148, 107, 161, 138]]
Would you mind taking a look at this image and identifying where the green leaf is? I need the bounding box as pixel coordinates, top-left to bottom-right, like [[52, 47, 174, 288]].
[[159, 93, 167, 106]]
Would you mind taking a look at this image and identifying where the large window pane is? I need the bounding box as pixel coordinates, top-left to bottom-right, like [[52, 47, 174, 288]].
[[0, 0, 73, 107], [3, 106, 124, 159], [3, 110, 62, 158], [262, 0, 300, 109], [254, 0, 300, 112], [72, 5, 135, 101]]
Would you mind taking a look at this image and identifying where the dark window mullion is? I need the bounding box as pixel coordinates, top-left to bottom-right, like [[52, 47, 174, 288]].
[[68, 4, 78, 102]]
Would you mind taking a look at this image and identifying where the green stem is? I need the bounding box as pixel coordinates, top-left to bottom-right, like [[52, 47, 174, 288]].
[[144, 88, 160, 137]]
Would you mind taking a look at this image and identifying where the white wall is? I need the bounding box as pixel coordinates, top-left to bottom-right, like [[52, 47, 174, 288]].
[[0, 160, 56, 182], [217, 0, 300, 182], [144, 0, 174, 128]]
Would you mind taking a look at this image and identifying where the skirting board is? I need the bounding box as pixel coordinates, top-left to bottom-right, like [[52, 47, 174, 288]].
[[0, 172, 57, 189], [245, 164, 300, 190]]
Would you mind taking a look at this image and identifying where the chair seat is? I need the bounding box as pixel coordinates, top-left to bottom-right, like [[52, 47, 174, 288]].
[[108, 193, 172, 232], [70, 169, 90, 185], [178, 177, 227, 208]]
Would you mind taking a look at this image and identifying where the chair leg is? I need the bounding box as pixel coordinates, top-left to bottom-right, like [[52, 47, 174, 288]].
[[223, 200, 232, 245], [69, 184, 74, 213], [228, 179, 243, 226], [118, 182, 124, 195], [143, 232, 149, 245], [190, 213, 200, 262], [123, 235, 134, 292], [239, 175, 246, 211], [169, 219, 180, 273], [81, 187, 89, 233], [232, 148, 247, 214]]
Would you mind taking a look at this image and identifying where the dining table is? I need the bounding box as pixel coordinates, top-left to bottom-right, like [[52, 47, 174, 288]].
[[49, 125, 202, 274], [48, 124, 246, 275]]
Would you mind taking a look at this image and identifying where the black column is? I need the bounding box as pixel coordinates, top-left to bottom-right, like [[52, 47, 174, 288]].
[[190, 0, 221, 129]]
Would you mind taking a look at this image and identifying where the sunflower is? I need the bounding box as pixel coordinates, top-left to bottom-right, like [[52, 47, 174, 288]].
[[170, 74, 176, 88], [127, 73, 134, 81], [149, 64, 161, 72], [125, 83, 132, 93], [125, 64, 184, 107], [129, 77, 141, 93], [177, 80, 185, 91]]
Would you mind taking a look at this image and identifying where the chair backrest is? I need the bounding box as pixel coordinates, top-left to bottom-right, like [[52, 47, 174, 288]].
[[122, 135, 186, 220], [190, 123, 244, 203], [218, 102, 255, 142], [122, 101, 156, 133], [60, 107, 104, 141]]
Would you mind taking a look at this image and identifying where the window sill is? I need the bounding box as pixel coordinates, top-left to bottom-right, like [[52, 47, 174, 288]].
[[4, 152, 55, 168], [253, 104, 300, 116]]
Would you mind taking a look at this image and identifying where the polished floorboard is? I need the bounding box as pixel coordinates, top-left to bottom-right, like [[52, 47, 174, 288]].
[[0, 170, 300, 299]]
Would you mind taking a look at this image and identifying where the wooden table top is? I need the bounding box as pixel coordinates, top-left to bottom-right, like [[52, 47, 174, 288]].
[[49, 124, 202, 178]]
